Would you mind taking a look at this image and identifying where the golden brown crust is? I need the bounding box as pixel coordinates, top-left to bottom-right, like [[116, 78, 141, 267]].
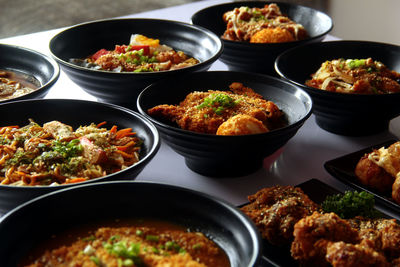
[[240, 185, 319, 246], [326, 241, 390, 267], [250, 27, 295, 43], [355, 154, 395, 193], [291, 212, 360, 265], [147, 83, 285, 135]]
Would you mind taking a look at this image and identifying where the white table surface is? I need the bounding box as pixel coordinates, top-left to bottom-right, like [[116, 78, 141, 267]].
[[1, 0, 400, 218]]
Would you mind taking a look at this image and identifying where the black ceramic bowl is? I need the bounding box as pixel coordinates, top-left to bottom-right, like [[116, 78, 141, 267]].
[[49, 18, 223, 108], [275, 40, 400, 136], [191, 1, 332, 75], [0, 181, 262, 266], [0, 99, 160, 214], [0, 43, 59, 102], [137, 71, 312, 177]]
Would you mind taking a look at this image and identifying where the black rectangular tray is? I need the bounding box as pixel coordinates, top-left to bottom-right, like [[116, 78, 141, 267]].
[[254, 178, 348, 267], [324, 139, 400, 213]]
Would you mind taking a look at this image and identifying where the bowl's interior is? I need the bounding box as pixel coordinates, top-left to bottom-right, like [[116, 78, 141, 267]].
[[191, 1, 333, 44], [0, 44, 59, 99], [50, 18, 222, 70], [0, 181, 261, 267], [138, 71, 312, 133], [275, 40, 400, 90], [0, 99, 159, 185]]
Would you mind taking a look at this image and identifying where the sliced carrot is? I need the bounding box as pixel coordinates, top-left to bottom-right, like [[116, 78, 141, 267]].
[[116, 141, 137, 151], [97, 121, 107, 128], [110, 125, 118, 133], [116, 128, 134, 139], [115, 149, 134, 158], [65, 177, 87, 184]]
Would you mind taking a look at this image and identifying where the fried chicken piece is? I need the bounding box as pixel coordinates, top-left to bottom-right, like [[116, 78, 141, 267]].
[[291, 212, 359, 266], [250, 27, 295, 43], [379, 220, 400, 259], [228, 82, 263, 98], [355, 154, 395, 193], [241, 186, 319, 246], [347, 217, 392, 251], [392, 174, 400, 204], [391, 257, 400, 266], [326, 241, 390, 267], [355, 141, 400, 202], [147, 83, 284, 135], [341, 216, 400, 263]]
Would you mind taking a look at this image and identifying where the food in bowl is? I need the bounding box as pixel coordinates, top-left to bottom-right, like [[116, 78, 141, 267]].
[[0, 120, 141, 186], [305, 58, 400, 94], [70, 34, 200, 72], [22, 219, 230, 267], [242, 184, 400, 266], [222, 3, 308, 43], [0, 70, 40, 101], [355, 141, 400, 201], [147, 82, 286, 135]]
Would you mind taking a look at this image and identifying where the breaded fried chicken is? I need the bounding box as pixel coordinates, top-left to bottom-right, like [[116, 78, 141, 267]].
[[241, 185, 319, 246], [326, 241, 390, 267], [148, 82, 285, 135], [291, 212, 360, 266]]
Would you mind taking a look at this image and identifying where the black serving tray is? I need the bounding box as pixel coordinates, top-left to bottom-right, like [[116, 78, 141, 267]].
[[324, 140, 400, 213]]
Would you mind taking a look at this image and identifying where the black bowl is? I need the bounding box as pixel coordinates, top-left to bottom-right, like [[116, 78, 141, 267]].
[[0, 99, 160, 214], [0, 43, 59, 102], [49, 18, 223, 108], [137, 71, 312, 177], [275, 40, 400, 136], [0, 181, 262, 266], [191, 1, 332, 75]]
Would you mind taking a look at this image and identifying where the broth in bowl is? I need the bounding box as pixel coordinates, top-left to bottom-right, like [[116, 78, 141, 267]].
[[0, 70, 40, 101], [21, 218, 230, 267]]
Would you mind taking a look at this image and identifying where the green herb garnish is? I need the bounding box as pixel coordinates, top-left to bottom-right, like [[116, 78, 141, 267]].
[[347, 59, 367, 69], [145, 235, 159, 242], [103, 240, 142, 265], [90, 256, 101, 266], [322, 191, 381, 219], [196, 93, 239, 115]]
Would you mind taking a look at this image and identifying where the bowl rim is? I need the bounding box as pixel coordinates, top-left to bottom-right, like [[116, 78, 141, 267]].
[[190, 0, 333, 47], [0, 180, 263, 266], [49, 17, 224, 75], [0, 43, 60, 101], [137, 70, 313, 139], [0, 98, 160, 189], [274, 39, 400, 98]]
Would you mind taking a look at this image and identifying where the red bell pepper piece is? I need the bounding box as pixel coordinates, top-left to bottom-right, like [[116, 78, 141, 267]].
[[91, 48, 109, 61], [127, 45, 150, 55]]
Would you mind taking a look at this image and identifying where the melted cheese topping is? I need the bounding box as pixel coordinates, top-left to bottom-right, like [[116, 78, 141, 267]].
[[368, 142, 400, 177]]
